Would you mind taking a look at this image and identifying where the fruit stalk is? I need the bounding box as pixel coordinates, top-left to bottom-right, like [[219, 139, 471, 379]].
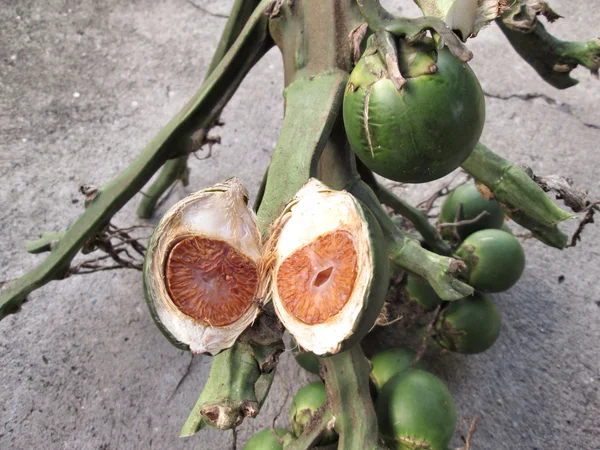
[[0, 0, 275, 320], [462, 143, 574, 248], [320, 346, 384, 450], [356, 0, 472, 61], [358, 165, 452, 255], [347, 179, 474, 300], [180, 342, 278, 436], [284, 407, 335, 450], [136, 0, 261, 219]]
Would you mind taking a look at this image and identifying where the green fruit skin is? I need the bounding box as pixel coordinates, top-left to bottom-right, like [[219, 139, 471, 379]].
[[143, 232, 188, 351], [403, 273, 443, 310], [290, 337, 320, 374], [376, 369, 456, 450], [243, 428, 292, 450], [290, 381, 338, 444], [439, 183, 505, 240], [370, 347, 425, 391], [456, 229, 526, 293], [332, 199, 390, 354], [344, 47, 485, 183], [435, 293, 501, 354]]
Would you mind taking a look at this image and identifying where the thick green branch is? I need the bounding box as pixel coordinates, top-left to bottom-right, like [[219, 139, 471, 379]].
[[136, 0, 262, 218], [462, 143, 574, 249], [320, 346, 383, 450], [180, 342, 278, 436], [0, 0, 275, 320], [256, 71, 349, 231], [498, 1, 600, 89], [347, 179, 473, 301]]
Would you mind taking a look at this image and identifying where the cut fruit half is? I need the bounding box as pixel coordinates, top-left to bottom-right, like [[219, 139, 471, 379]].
[[268, 179, 388, 356], [143, 178, 262, 355]]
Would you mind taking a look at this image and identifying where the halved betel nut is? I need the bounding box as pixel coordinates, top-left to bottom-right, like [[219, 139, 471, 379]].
[[267, 179, 388, 356], [143, 178, 262, 355]]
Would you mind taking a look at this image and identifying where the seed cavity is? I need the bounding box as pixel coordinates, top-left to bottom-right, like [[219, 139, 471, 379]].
[[277, 231, 358, 325], [166, 237, 258, 327]]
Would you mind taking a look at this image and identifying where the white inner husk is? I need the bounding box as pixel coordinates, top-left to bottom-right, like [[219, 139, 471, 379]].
[[147, 178, 261, 355], [271, 179, 373, 355]]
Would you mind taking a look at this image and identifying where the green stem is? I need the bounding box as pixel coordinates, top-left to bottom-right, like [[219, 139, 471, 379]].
[[356, 162, 452, 255], [181, 343, 265, 436], [284, 408, 335, 450], [25, 232, 64, 254], [498, 1, 600, 89], [462, 143, 574, 249], [137, 157, 189, 218], [0, 0, 275, 320], [136, 0, 262, 218], [356, 0, 472, 61], [256, 71, 349, 232], [320, 346, 383, 450], [347, 179, 473, 300]]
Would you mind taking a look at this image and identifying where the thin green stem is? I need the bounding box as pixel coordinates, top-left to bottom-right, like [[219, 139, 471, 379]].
[[284, 408, 335, 450], [136, 0, 261, 218], [347, 179, 473, 301], [137, 157, 189, 218], [357, 163, 452, 255]]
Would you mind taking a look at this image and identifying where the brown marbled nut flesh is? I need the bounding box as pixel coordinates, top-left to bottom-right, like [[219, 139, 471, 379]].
[[166, 237, 258, 327], [277, 230, 358, 325]]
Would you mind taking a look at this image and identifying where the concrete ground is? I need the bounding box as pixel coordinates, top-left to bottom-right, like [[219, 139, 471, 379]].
[[1, 0, 598, 449]]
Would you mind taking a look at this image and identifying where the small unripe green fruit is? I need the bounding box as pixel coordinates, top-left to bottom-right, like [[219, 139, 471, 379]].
[[290, 381, 337, 445], [243, 428, 292, 450], [290, 337, 320, 374], [435, 293, 501, 354], [439, 183, 505, 240], [402, 274, 443, 310], [456, 229, 526, 292], [343, 39, 485, 183], [370, 347, 425, 392], [376, 369, 456, 450]]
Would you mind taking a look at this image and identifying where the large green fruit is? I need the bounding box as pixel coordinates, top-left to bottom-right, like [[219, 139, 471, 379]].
[[435, 293, 501, 354], [243, 428, 292, 450], [370, 347, 425, 392], [376, 369, 456, 450], [290, 381, 337, 445], [343, 38, 485, 183], [290, 336, 320, 374], [456, 229, 526, 293], [402, 273, 443, 311], [439, 183, 505, 240]]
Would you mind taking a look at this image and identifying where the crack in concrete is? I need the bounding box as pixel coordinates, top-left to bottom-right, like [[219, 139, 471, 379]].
[[184, 0, 229, 18], [483, 91, 600, 130]]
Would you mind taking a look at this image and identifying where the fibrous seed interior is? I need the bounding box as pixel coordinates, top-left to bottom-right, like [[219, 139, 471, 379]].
[[166, 236, 258, 327], [277, 230, 358, 325]]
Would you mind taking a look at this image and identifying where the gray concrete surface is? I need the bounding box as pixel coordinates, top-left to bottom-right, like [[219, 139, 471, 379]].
[[1, 1, 598, 449]]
